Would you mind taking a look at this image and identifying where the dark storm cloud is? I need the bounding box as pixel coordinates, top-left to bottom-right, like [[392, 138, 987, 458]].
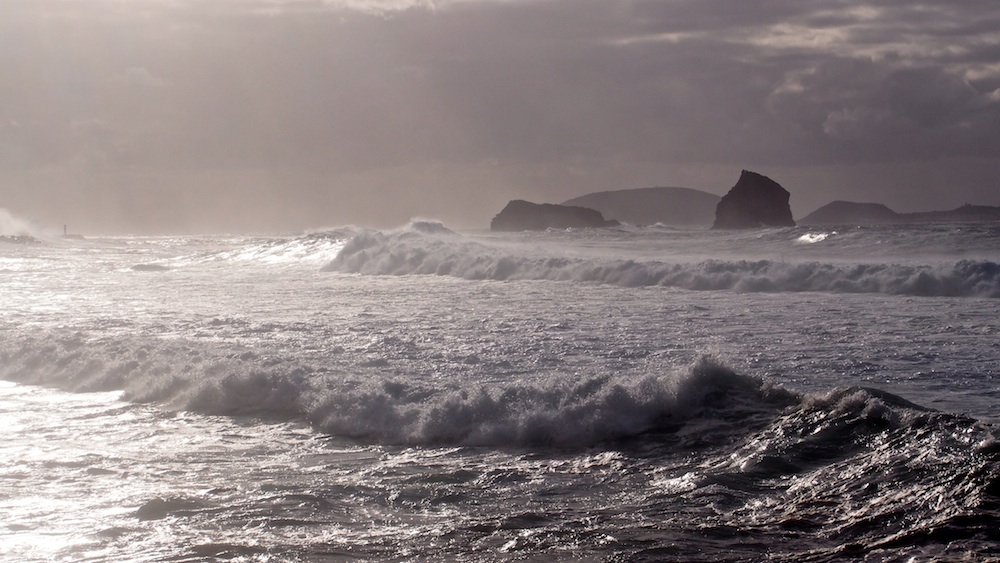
[[592, 0, 1000, 163], [2, 0, 999, 232]]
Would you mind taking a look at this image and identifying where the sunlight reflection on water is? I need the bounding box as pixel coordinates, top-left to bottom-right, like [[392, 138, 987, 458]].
[[795, 232, 833, 244]]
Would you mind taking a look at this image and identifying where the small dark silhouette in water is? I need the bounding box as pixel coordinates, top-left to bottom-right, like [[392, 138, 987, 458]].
[[713, 170, 796, 229], [62, 225, 85, 240]]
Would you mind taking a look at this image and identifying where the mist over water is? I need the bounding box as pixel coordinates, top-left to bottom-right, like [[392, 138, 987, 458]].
[[0, 208, 46, 239], [1, 222, 998, 561]]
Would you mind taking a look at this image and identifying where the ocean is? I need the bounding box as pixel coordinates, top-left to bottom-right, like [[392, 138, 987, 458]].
[[1, 222, 998, 561]]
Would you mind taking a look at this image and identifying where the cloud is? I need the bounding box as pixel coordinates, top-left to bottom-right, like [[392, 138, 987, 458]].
[[2, 0, 1000, 232], [7, 0, 999, 168], [764, 57, 1000, 160]]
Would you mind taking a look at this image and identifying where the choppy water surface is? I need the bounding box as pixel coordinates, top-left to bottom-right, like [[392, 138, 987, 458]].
[[1, 224, 998, 561]]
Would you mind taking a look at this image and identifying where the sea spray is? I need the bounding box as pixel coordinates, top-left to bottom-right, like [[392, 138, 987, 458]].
[[0, 208, 44, 238]]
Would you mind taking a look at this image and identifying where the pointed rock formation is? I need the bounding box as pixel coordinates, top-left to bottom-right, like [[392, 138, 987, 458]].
[[712, 170, 796, 229]]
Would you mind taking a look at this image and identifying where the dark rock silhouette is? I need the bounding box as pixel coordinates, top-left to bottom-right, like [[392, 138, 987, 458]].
[[562, 187, 720, 226], [60, 224, 85, 240], [801, 201, 1000, 225], [712, 170, 796, 229], [490, 200, 619, 232]]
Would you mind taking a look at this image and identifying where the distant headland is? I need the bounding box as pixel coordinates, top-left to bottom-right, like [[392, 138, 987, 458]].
[[800, 201, 1000, 225], [489, 170, 999, 231], [562, 187, 719, 227]]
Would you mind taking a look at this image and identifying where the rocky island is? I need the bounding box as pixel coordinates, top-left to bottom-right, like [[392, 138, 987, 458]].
[[490, 200, 619, 232], [712, 170, 796, 229]]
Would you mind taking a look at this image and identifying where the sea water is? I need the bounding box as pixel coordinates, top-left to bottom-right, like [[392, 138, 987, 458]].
[[1, 223, 998, 561]]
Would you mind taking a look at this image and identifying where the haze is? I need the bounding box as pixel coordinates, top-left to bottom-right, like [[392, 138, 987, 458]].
[[2, 0, 999, 234]]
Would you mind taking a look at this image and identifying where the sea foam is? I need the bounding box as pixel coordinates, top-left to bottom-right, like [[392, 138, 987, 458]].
[[325, 226, 1000, 297], [305, 355, 796, 446], [0, 330, 795, 447]]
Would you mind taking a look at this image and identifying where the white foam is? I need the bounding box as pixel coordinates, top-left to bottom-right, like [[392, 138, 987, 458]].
[[325, 227, 1000, 297], [796, 232, 832, 244], [0, 333, 795, 447]]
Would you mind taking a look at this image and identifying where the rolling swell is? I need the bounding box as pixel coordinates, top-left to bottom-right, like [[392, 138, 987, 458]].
[[324, 226, 1000, 297]]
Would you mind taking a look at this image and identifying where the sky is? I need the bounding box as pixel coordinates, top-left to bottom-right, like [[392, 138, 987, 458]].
[[2, 0, 999, 234]]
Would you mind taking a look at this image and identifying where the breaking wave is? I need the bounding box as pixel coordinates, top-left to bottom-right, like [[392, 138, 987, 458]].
[[199, 231, 352, 268], [0, 329, 791, 447], [0, 327, 994, 453], [325, 225, 1000, 297], [2, 326, 997, 558]]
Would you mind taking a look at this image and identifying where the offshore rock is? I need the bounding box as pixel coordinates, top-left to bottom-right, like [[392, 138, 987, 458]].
[[712, 170, 796, 229], [490, 200, 619, 232]]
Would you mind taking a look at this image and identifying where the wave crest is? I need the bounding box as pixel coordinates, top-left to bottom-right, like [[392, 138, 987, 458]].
[[325, 229, 1000, 297], [0, 331, 796, 447], [308, 356, 796, 446]]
